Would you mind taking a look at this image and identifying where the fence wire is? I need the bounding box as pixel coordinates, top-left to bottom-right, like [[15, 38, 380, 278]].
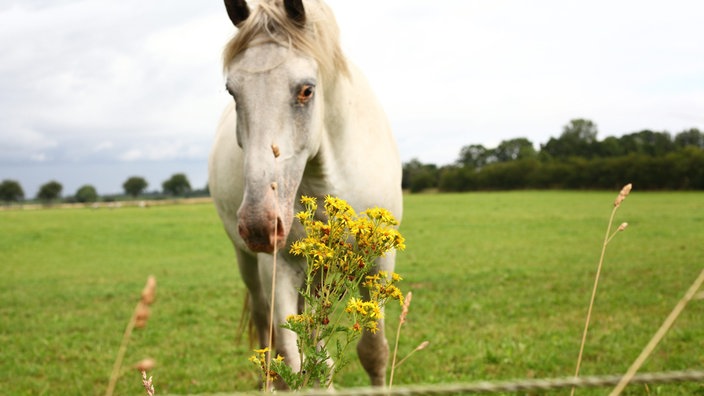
[[190, 370, 704, 396]]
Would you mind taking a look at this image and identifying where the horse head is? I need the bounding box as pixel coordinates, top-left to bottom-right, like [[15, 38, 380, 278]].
[[222, 0, 327, 253]]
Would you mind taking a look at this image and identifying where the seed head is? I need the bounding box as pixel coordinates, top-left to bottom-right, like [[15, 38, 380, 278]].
[[271, 144, 280, 158], [134, 358, 157, 371], [614, 183, 633, 207], [141, 276, 157, 306], [399, 291, 412, 325], [135, 303, 150, 328], [416, 341, 430, 351], [617, 222, 629, 232]]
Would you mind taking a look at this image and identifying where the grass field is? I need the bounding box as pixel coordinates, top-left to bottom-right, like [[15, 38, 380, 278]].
[[1, 191, 703, 395]]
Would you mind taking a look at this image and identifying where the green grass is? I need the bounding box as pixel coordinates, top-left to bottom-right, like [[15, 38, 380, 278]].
[[1, 192, 703, 395]]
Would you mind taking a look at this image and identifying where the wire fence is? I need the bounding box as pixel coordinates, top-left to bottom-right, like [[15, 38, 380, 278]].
[[186, 370, 704, 396]]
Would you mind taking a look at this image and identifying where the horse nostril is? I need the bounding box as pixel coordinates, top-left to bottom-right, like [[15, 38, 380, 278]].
[[276, 217, 285, 239], [238, 222, 248, 239]]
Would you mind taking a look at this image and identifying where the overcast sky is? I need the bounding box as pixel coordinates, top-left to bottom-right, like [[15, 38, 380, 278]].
[[1, 1, 703, 196]]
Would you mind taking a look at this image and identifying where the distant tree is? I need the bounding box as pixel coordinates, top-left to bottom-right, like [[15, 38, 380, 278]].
[[402, 159, 421, 190], [438, 165, 477, 192], [494, 138, 537, 162], [618, 130, 674, 156], [456, 144, 494, 168], [0, 179, 24, 203], [563, 118, 599, 143], [402, 159, 438, 192], [674, 128, 704, 149], [162, 173, 192, 196], [541, 118, 599, 159], [123, 176, 148, 198], [595, 136, 625, 157], [75, 185, 98, 203], [37, 180, 62, 202]]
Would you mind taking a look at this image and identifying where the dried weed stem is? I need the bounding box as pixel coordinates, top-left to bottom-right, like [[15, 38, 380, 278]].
[[389, 291, 412, 388], [609, 269, 704, 396], [265, 143, 281, 392], [571, 184, 631, 396], [389, 292, 429, 388], [105, 276, 157, 396]]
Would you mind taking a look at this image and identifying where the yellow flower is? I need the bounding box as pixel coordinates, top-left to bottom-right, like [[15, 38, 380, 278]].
[[368, 301, 382, 319], [364, 207, 398, 225], [300, 195, 317, 207], [289, 240, 307, 255], [345, 297, 361, 314], [295, 211, 311, 222]]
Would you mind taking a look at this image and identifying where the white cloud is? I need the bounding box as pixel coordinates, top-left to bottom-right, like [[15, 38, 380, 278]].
[[118, 140, 209, 162]]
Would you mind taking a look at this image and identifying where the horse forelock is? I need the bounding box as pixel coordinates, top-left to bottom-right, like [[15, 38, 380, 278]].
[[222, 0, 349, 80]]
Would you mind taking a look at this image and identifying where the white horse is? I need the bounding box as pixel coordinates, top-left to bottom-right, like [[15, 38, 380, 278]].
[[208, 0, 402, 387]]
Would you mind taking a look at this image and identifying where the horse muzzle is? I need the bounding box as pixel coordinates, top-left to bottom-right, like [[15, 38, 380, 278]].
[[237, 204, 287, 254]]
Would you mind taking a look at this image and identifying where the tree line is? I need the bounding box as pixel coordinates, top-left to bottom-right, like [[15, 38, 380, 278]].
[[0, 173, 206, 205], [403, 119, 704, 192], [3, 119, 703, 203]]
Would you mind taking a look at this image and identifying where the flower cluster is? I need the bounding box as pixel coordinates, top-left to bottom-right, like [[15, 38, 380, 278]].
[[345, 297, 382, 333], [248, 347, 284, 385], [364, 271, 405, 306], [290, 195, 405, 277], [262, 195, 406, 389]]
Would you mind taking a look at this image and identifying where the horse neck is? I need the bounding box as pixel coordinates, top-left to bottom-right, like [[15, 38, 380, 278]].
[[305, 64, 397, 198]]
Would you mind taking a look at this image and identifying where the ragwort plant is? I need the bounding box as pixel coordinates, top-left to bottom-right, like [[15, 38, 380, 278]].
[[249, 195, 406, 390]]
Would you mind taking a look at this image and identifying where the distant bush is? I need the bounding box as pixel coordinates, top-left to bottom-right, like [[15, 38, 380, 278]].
[[76, 185, 99, 203], [0, 179, 24, 203]]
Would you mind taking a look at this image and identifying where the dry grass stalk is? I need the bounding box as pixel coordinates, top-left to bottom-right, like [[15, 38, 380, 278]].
[[105, 276, 157, 396], [394, 341, 430, 369], [271, 143, 281, 158], [264, 144, 280, 392], [389, 292, 429, 388], [140, 369, 155, 396], [609, 269, 704, 396], [571, 184, 631, 396], [389, 291, 412, 388]]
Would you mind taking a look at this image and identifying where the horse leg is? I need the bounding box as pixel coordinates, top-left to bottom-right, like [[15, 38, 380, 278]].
[[235, 249, 271, 349]]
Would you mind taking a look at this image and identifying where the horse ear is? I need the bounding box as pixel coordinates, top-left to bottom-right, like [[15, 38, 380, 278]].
[[284, 0, 306, 25], [224, 0, 250, 27]]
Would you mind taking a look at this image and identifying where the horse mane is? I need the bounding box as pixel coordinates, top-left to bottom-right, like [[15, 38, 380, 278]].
[[222, 0, 349, 79]]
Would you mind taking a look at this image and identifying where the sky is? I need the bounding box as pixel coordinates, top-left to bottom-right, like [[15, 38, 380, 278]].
[[1, 0, 703, 197]]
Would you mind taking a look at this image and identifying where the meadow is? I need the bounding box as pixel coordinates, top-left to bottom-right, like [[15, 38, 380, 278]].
[[1, 191, 703, 395]]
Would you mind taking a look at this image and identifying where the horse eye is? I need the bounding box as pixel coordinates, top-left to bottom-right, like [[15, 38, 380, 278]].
[[297, 84, 315, 104]]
